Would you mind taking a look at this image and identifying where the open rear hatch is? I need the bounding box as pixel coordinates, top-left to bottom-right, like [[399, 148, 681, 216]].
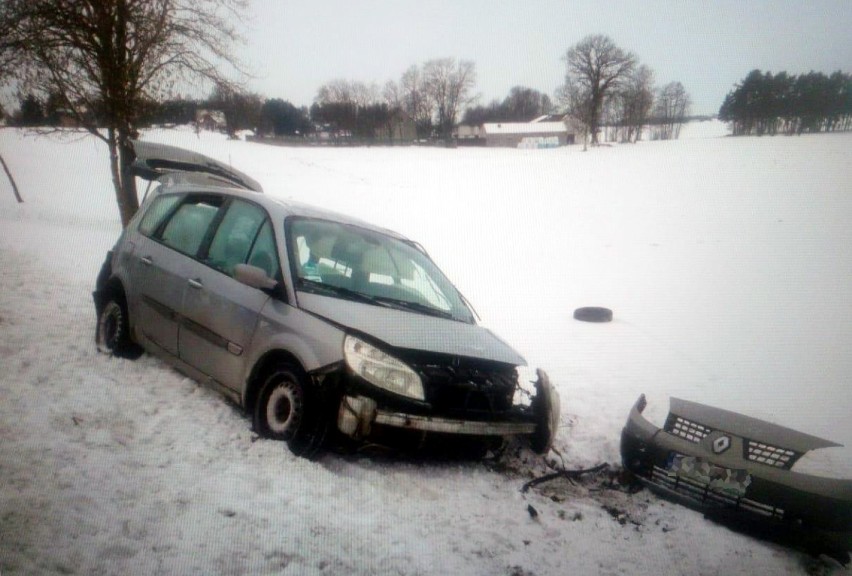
[[130, 140, 263, 192]]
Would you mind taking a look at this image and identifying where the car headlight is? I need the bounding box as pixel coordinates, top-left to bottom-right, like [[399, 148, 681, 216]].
[[343, 335, 424, 401]]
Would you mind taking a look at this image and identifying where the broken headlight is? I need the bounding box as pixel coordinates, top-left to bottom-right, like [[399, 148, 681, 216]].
[[343, 335, 425, 401]]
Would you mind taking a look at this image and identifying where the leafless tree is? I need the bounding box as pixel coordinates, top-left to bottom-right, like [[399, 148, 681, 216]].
[[0, 0, 247, 227], [314, 79, 395, 140], [382, 80, 402, 110], [561, 34, 636, 145], [653, 81, 691, 140], [422, 58, 477, 139], [208, 84, 262, 138], [352, 82, 380, 109], [381, 80, 417, 140], [316, 79, 380, 108], [503, 86, 552, 121], [555, 79, 593, 150], [315, 80, 353, 107], [612, 65, 655, 142], [399, 66, 434, 138]]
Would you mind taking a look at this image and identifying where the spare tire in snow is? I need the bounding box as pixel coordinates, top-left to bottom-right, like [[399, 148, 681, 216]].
[[573, 307, 613, 323]]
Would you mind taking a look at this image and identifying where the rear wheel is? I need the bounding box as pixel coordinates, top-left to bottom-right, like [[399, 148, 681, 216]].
[[254, 366, 328, 456], [96, 296, 142, 359]]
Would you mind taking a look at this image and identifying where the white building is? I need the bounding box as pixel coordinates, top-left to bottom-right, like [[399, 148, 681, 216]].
[[481, 120, 576, 148]]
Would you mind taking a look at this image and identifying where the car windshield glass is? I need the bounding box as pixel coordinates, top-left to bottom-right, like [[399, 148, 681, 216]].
[[287, 217, 473, 323]]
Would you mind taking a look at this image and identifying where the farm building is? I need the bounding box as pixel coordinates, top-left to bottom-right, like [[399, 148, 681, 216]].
[[195, 109, 227, 132], [481, 119, 576, 148]]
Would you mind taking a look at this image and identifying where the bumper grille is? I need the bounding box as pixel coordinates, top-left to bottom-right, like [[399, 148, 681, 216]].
[[665, 414, 712, 443], [650, 464, 785, 520], [411, 362, 518, 420], [746, 440, 799, 469]]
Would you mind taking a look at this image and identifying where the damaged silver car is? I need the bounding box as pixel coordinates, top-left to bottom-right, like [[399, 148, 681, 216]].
[[621, 395, 852, 559], [93, 141, 559, 456]]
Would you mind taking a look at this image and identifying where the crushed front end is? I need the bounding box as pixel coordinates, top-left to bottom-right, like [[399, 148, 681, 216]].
[[621, 395, 852, 559], [331, 335, 559, 454]]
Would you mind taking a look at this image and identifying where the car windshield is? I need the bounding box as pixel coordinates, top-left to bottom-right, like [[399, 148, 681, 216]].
[[287, 217, 474, 323]]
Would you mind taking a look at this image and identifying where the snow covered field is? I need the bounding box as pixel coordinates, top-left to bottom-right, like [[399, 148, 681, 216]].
[[0, 122, 850, 574]]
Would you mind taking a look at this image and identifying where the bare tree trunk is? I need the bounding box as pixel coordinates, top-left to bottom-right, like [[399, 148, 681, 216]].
[[118, 133, 139, 225], [106, 128, 139, 227], [590, 95, 601, 145], [0, 154, 23, 203]]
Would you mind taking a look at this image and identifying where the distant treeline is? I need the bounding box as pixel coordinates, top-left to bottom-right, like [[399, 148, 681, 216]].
[[719, 69, 851, 136], [4, 90, 314, 138]]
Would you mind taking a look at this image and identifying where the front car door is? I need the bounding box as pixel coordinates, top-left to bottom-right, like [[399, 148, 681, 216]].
[[178, 199, 282, 391]]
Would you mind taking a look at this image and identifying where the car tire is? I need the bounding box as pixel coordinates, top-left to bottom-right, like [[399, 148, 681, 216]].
[[573, 306, 613, 323], [530, 369, 560, 454], [254, 366, 328, 457], [96, 296, 143, 359]]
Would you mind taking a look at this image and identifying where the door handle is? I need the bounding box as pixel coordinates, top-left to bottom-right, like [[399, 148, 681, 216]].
[[188, 278, 203, 289], [140, 256, 153, 265]]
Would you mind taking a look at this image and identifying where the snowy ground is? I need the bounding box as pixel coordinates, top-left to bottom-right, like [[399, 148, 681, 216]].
[[0, 123, 850, 575]]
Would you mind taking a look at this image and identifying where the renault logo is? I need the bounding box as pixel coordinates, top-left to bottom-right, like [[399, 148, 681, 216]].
[[712, 435, 731, 454]]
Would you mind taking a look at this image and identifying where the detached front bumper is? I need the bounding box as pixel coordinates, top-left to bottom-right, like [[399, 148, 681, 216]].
[[337, 369, 560, 454], [621, 394, 852, 556]]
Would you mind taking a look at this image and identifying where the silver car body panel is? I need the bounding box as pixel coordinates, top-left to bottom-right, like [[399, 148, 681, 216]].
[[178, 258, 270, 390], [97, 141, 551, 450], [125, 232, 187, 356], [296, 292, 526, 365], [240, 298, 347, 376]]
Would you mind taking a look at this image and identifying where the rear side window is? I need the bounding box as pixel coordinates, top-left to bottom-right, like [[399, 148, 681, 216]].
[[138, 194, 181, 237], [160, 197, 222, 256]]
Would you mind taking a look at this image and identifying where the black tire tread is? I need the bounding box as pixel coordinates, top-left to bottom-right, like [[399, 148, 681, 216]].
[[254, 366, 330, 458], [573, 306, 613, 323]]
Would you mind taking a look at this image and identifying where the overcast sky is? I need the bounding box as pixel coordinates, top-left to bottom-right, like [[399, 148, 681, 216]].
[[240, 0, 851, 116]]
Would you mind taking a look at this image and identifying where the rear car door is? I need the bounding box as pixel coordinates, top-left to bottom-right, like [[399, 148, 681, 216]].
[[178, 199, 281, 391], [130, 194, 224, 356]]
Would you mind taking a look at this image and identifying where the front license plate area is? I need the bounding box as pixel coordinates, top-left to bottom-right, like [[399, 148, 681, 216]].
[[667, 454, 752, 497]]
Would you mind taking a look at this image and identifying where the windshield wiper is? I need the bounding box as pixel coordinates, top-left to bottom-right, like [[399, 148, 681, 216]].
[[371, 296, 456, 320], [297, 279, 456, 320], [297, 278, 390, 307]]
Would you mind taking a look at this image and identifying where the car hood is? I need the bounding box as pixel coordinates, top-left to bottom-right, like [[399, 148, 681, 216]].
[[297, 292, 526, 366]]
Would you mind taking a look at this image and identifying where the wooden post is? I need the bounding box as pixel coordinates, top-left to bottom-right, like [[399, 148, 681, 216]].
[[0, 154, 23, 203]]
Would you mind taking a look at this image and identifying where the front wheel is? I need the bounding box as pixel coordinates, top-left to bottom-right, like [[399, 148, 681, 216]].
[[254, 367, 328, 456], [96, 296, 142, 359]]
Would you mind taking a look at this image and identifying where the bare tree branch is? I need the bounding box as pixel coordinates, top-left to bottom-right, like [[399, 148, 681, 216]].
[[0, 155, 24, 203], [1, 0, 248, 226], [422, 58, 477, 140], [561, 35, 636, 145]]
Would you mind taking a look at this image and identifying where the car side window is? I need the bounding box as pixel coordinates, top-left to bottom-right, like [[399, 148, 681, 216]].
[[138, 194, 181, 237], [246, 220, 281, 280], [159, 196, 222, 256], [205, 199, 269, 277]]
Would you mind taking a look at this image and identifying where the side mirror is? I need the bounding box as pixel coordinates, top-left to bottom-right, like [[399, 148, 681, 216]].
[[234, 264, 279, 292]]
